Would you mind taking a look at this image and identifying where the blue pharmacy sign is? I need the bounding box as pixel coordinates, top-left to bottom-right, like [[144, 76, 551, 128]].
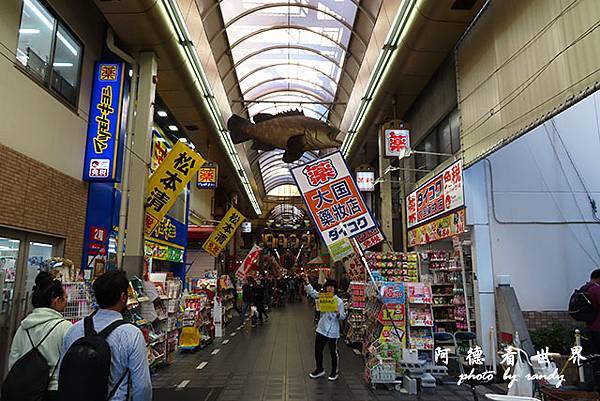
[[83, 62, 128, 182]]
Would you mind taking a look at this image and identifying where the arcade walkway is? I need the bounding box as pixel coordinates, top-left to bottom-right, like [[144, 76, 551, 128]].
[[152, 302, 500, 401]]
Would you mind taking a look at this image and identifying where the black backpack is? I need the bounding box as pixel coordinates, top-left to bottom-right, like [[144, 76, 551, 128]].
[[57, 315, 130, 401], [569, 284, 598, 322], [1, 320, 63, 401]]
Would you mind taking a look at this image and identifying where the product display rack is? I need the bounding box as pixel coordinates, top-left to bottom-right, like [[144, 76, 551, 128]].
[[345, 281, 366, 344], [365, 252, 418, 282], [421, 247, 475, 333], [218, 275, 235, 326], [62, 281, 94, 323], [405, 283, 434, 358]]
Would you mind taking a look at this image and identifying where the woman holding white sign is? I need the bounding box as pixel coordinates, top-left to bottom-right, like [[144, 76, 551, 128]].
[[302, 275, 346, 381]]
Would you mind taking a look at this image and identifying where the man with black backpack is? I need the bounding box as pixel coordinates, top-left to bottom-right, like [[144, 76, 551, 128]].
[[570, 269, 600, 354], [58, 270, 151, 401]]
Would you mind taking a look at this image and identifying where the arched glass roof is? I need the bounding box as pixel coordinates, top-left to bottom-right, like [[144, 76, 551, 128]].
[[268, 204, 306, 228], [216, 0, 360, 198]]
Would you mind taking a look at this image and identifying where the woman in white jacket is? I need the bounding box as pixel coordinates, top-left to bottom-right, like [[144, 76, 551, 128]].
[[8, 272, 72, 401]]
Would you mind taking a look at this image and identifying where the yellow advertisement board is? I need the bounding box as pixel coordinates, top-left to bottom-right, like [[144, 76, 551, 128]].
[[144, 141, 204, 235], [318, 292, 338, 313], [202, 207, 245, 257]]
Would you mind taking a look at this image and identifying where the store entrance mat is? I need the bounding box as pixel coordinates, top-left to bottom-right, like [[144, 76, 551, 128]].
[[153, 387, 222, 401]]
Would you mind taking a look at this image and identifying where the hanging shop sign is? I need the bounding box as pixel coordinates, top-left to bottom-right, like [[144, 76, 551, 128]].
[[144, 242, 184, 263], [291, 151, 376, 247], [318, 292, 338, 313], [197, 161, 218, 189], [407, 209, 466, 247], [235, 244, 261, 280], [151, 127, 172, 172], [144, 140, 204, 235], [356, 171, 375, 192], [202, 207, 245, 257], [406, 159, 464, 228], [146, 215, 187, 248], [83, 62, 128, 182], [384, 128, 411, 158], [355, 227, 385, 251]]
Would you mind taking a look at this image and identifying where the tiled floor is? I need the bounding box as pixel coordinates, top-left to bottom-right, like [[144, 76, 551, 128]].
[[152, 301, 501, 400]]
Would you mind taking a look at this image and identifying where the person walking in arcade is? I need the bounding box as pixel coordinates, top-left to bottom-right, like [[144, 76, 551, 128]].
[[302, 275, 346, 381]]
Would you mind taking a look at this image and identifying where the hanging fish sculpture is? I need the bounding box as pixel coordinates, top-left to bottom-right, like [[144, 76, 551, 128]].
[[227, 110, 342, 163]]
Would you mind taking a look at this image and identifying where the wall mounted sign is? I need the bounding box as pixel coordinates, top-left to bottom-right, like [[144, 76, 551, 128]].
[[406, 160, 464, 228], [407, 209, 466, 246], [197, 161, 218, 189], [83, 62, 128, 182]]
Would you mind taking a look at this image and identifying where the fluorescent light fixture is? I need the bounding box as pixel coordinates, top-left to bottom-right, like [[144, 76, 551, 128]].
[[156, 137, 167, 143], [8, 239, 20, 243], [53, 62, 73, 67], [178, 137, 188, 143], [31, 242, 53, 248], [340, 0, 416, 158], [161, 0, 262, 216], [19, 28, 40, 34], [157, 110, 168, 117], [23, 0, 78, 57], [168, 125, 179, 131], [56, 31, 78, 56], [128, 69, 133, 77]]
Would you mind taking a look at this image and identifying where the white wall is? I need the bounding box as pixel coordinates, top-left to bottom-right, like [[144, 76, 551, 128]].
[[0, 0, 105, 180], [465, 90, 600, 311]]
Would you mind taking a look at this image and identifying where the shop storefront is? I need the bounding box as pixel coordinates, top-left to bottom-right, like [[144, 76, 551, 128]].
[[405, 160, 481, 345]]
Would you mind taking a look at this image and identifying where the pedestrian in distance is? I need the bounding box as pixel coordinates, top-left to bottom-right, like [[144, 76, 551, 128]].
[[2, 272, 72, 401], [302, 274, 346, 382], [249, 276, 269, 326], [59, 270, 151, 401], [241, 277, 254, 322]]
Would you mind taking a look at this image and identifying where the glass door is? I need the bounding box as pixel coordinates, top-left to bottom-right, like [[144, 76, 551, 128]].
[[23, 240, 56, 316], [0, 237, 21, 327]]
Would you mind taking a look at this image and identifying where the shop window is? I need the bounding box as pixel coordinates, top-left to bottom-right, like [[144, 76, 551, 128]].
[[414, 107, 461, 181], [16, 0, 83, 106]]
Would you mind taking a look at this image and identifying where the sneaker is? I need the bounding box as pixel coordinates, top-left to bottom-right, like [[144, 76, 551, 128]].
[[309, 369, 325, 379], [328, 373, 339, 381]]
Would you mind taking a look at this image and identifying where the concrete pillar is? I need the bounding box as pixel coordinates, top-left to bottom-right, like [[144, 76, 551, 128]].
[[122, 52, 157, 277], [378, 123, 395, 251]]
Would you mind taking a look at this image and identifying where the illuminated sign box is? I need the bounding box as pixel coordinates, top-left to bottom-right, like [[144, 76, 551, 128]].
[[83, 62, 128, 182]]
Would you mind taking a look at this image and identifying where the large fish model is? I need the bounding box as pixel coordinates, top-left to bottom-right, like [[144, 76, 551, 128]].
[[227, 110, 342, 163]]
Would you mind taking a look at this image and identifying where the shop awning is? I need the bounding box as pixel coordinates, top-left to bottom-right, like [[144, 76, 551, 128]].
[[188, 225, 216, 242]]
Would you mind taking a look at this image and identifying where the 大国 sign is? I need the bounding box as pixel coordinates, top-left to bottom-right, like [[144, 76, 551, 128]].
[[144, 141, 204, 235], [291, 152, 376, 247], [406, 160, 464, 228], [83, 62, 128, 182], [202, 207, 245, 257]]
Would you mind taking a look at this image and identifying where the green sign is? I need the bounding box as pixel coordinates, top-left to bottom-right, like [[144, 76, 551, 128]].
[[327, 237, 354, 262]]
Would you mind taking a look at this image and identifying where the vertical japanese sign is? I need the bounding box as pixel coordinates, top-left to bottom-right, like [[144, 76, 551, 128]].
[[406, 160, 464, 228], [291, 152, 376, 248], [197, 161, 218, 189], [384, 129, 411, 158], [83, 62, 128, 182], [144, 141, 204, 235], [203, 207, 245, 257]]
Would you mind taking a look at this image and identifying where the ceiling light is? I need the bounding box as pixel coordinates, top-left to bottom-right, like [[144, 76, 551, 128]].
[[31, 242, 53, 248], [157, 110, 168, 117], [168, 125, 179, 132], [19, 28, 40, 34], [53, 62, 73, 67], [178, 137, 188, 143]]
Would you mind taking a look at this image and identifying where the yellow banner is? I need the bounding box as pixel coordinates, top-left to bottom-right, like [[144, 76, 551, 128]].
[[318, 292, 338, 313], [202, 207, 245, 257], [144, 141, 204, 235]]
